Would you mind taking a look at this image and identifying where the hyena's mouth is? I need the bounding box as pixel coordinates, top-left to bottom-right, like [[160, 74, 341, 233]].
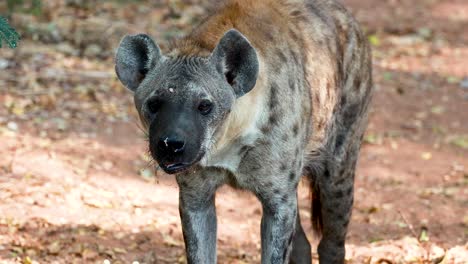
[[159, 150, 206, 174], [160, 162, 192, 174]]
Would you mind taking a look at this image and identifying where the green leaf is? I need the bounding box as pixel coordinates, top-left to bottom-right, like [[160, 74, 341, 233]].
[[0, 16, 21, 49], [450, 136, 468, 149], [368, 34, 380, 46]]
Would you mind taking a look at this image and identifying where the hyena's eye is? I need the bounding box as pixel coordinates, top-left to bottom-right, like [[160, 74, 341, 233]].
[[147, 98, 161, 115], [198, 99, 213, 115]]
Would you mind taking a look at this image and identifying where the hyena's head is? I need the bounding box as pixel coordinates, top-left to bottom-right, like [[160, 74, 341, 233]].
[[115, 30, 259, 174]]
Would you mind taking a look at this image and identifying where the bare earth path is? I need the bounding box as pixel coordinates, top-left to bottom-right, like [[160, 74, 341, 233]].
[[0, 0, 467, 263]]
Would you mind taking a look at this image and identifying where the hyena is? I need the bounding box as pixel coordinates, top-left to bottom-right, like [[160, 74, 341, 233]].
[[115, 0, 372, 263]]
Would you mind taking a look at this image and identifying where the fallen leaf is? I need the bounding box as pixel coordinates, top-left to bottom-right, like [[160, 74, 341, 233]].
[[431, 106, 445, 115], [47, 241, 61, 255], [22, 256, 33, 264], [421, 152, 432, 160], [419, 228, 429, 242]]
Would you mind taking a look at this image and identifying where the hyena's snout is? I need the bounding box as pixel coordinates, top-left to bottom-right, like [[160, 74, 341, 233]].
[[149, 131, 191, 174], [148, 115, 206, 174]]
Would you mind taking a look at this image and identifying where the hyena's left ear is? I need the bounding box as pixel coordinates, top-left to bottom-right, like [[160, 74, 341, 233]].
[[210, 29, 259, 98], [115, 34, 163, 92]]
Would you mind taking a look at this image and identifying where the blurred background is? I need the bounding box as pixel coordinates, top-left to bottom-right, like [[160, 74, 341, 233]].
[[0, 0, 467, 263]]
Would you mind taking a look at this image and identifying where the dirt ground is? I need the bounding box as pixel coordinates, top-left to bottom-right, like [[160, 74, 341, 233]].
[[0, 0, 467, 263]]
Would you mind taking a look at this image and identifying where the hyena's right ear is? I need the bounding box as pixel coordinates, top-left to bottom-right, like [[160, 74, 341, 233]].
[[115, 34, 163, 92]]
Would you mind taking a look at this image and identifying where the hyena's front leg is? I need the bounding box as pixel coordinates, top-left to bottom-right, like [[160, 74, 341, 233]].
[[260, 193, 297, 264], [253, 176, 300, 264], [176, 170, 223, 264]]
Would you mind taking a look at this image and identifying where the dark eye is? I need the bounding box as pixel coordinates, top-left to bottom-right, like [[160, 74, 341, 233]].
[[147, 98, 161, 114], [198, 100, 213, 115]]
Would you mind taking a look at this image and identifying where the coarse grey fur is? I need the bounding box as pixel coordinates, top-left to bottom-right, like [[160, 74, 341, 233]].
[[115, 0, 373, 263]]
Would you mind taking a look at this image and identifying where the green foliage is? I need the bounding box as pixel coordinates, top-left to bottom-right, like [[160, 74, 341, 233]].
[[0, 16, 20, 48], [7, 0, 42, 16]]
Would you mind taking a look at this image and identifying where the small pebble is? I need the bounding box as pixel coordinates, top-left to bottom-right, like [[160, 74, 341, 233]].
[[6, 121, 18, 131], [460, 77, 468, 89], [0, 59, 9, 70]]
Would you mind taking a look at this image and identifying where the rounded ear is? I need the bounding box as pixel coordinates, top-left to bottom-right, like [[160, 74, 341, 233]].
[[115, 34, 163, 92], [210, 29, 259, 98]]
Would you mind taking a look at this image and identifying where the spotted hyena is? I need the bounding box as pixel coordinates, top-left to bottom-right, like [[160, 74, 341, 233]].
[[115, 0, 372, 263]]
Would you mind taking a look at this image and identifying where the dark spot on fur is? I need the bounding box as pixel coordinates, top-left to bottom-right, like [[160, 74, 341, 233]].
[[342, 220, 350, 229], [289, 28, 300, 42], [335, 212, 347, 220], [289, 171, 295, 181], [180, 180, 188, 188], [317, 120, 325, 130], [346, 185, 353, 196], [277, 49, 288, 64], [335, 131, 346, 150], [280, 162, 287, 172], [269, 83, 279, 110], [339, 166, 347, 177], [292, 123, 299, 136], [340, 95, 347, 108], [353, 76, 362, 90], [274, 189, 281, 195], [335, 189, 344, 198], [306, 3, 329, 25], [289, 77, 296, 92], [239, 145, 251, 155], [335, 239, 345, 248], [269, 113, 279, 126], [261, 124, 272, 134], [281, 194, 289, 203], [324, 169, 331, 178], [335, 177, 346, 186], [291, 10, 301, 17], [264, 181, 273, 189], [250, 164, 262, 171]]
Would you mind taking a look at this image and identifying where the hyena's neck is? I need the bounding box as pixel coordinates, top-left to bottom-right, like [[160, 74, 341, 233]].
[[170, 0, 289, 57]]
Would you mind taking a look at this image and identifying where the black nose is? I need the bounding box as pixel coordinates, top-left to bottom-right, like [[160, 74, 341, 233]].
[[158, 136, 186, 154]]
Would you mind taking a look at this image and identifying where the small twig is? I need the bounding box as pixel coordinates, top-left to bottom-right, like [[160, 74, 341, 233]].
[[398, 209, 431, 261], [13, 90, 50, 96], [397, 210, 418, 238]]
